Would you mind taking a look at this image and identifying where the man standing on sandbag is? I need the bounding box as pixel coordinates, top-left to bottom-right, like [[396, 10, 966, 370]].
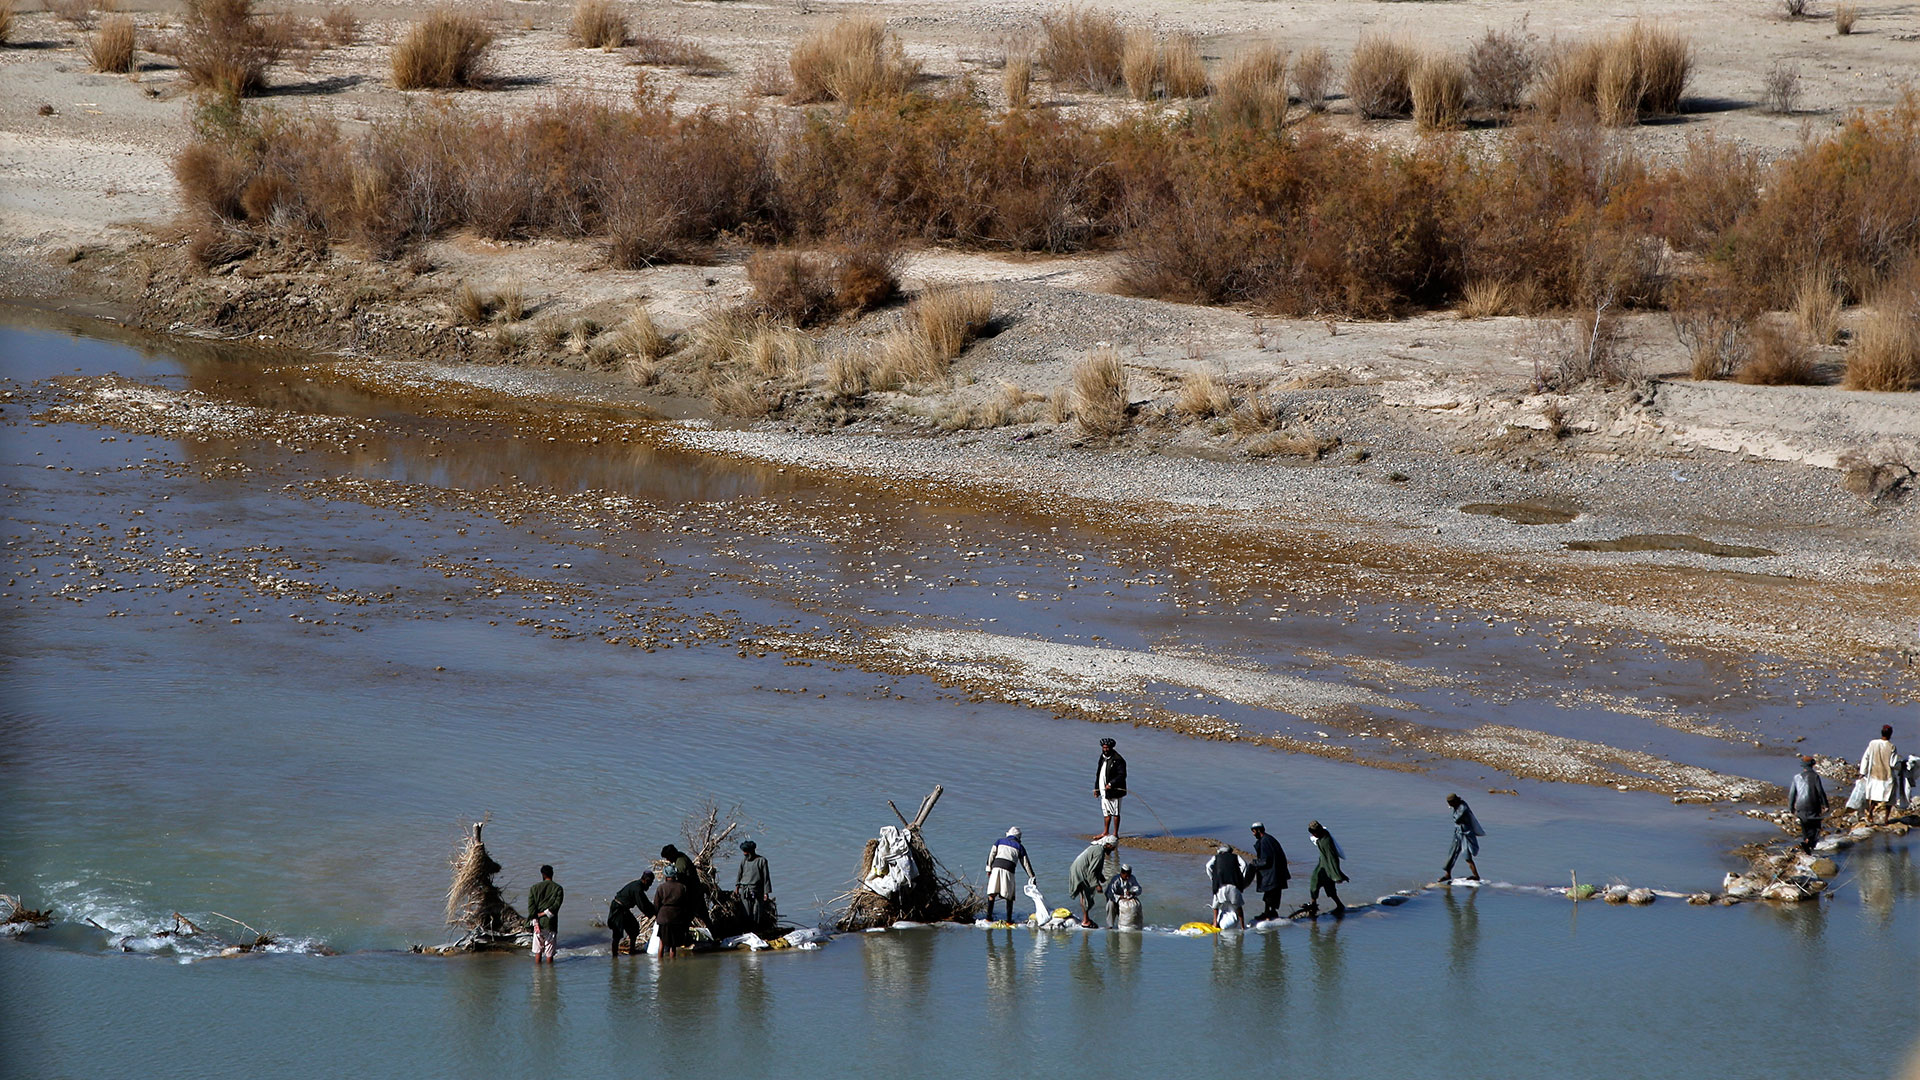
[[734, 840, 773, 931], [528, 865, 563, 964], [1096, 737, 1128, 842], [1069, 836, 1117, 928], [1247, 822, 1289, 923], [608, 870, 655, 955], [984, 827, 1036, 924], [1441, 794, 1486, 882], [1858, 725, 1900, 825], [1104, 863, 1143, 928], [1788, 755, 1830, 853]]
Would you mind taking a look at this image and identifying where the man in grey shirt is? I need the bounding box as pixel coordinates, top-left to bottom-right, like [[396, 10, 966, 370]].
[[734, 840, 773, 929]]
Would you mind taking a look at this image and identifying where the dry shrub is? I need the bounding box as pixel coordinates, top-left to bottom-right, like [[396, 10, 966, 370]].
[[1003, 50, 1032, 109], [1671, 276, 1754, 380], [1467, 26, 1534, 114], [1121, 27, 1158, 101], [1738, 323, 1818, 384], [1070, 346, 1130, 436], [1347, 33, 1416, 120], [88, 13, 135, 72], [1835, 2, 1858, 34], [1459, 278, 1518, 318], [1761, 60, 1800, 115], [711, 371, 780, 418], [164, 0, 286, 98], [748, 246, 900, 326], [874, 328, 943, 387], [1781, 0, 1808, 17], [1411, 52, 1467, 131], [320, 4, 358, 46], [1247, 428, 1336, 459], [49, 0, 92, 30], [788, 16, 916, 104], [569, 0, 627, 49], [826, 347, 879, 398], [453, 281, 492, 324], [614, 305, 669, 359], [1536, 23, 1689, 125], [633, 30, 724, 74], [685, 306, 762, 368], [1164, 33, 1207, 99], [1792, 268, 1843, 345], [750, 52, 790, 96], [914, 284, 993, 360], [392, 8, 493, 90], [1291, 46, 1331, 113], [1213, 43, 1287, 131], [0, 0, 14, 45], [1533, 39, 1604, 120], [1531, 306, 1632, 390], [1229, 392, 1281, 433], [1039, 6, 1125, 93], [1174, 368, 1231, 417], [1844, 284, 1920, 391]]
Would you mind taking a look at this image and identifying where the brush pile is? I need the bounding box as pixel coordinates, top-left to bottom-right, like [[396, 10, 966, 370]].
[[439, 819, 530, 950], [833, 786, 983, 932], [0, 894, 53, 935]]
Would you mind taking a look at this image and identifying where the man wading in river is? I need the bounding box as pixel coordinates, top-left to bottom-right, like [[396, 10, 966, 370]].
[[608, 870, 655, 955], [1247, 822, 1289, 923], [1441, 794, 1486, 882], [528, 865, 563, 963], [1069, 836, 1117, 928], [1858, 725, 1900, 825], [1096, 737, 1127, 844], [1301, 822, 1348, 918], [1788, 756, 1830, 853], [984, 827, 1036, 924], [734, 840, 772, 931]]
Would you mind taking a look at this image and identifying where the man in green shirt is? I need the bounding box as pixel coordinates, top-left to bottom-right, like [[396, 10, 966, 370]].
[[528, 864, 563, 963], [734, 840, 773, 931], [608, 870, 655, 955], [1068, 836, 1116, 928]]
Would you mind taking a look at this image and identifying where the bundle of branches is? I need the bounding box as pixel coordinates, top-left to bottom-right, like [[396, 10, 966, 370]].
[[834, 786, 983, 932], [0, 894, 53, 929], [443, 819, 528, 946]]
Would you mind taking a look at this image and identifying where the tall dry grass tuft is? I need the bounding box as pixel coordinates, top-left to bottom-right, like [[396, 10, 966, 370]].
[[89, 13, 136, 72], [913, 283, 993, 360], [568, 0, 626, 49], [787, 15, 916, 104], [614, 305, 670, 360], [1792, 268, 1843, 345], [1163, 33, 1207, 98], [1121, 27, 1158, 101], [1003, 50, 1032, 109], [1347, 33, 1416, 120], [392, 7, 493, 90], [1459, 279, 1518, 318], [1291, 46, 1331, 113], [1834, 2, 1858, 34], [1844, 290, 1920, 391], [747, 246, 900, 326], [1534, 39, 1603, 120], [1039, 6, 1125, 93], [166, 0, 286, 98], [0, 0, 16, 45], [320, 4, 357, 46], [1213, 43, 1287, 130], [1467, 26, 1534, 114], [1535, 23, 1689, 125], [1070, 347, 1130, 436], [1173, 369, 1231, 418], [1738, 323, 1818, 385], [1630, 22, 1691, 117], [1411, 51, 1467, 131]]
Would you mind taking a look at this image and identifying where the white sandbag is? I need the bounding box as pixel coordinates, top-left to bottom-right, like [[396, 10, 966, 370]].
[[1115, 897, 1142, 930], [1846, 779, 1868, 811], [1218, 909, 1242, 930], [862, 826, 919, 899], [645, 927, 663, 955], [1024, 880, 1048, 924], [722, 933, 771, 951], [1626, 888, 1655, 905]]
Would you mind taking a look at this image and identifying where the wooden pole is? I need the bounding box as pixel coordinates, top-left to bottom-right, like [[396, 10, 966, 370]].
[[912, 785, 944, 828]]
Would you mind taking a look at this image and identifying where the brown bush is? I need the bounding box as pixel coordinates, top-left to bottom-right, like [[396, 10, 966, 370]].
[[569, 0, 626, 49], [1070, 347, 1130, 436], [1121, 27, 1158, 101], [1039, 6, 1125, 93], [1411, 52, 1467, 131], [1164, 33, 1208, 99], [1835, 2, 1858, 34], [1535, 23, 1689, 125], [833, 244, 900, 313], [1003, 50, 1032, 109], [747, 246, 899, 326], [88, 14, 135, 73], [392, 8, 493, 90], [320, 4, 357, 46], [1459, 279, 1520, 318], [1738, 324, 1818, 385], [1291, 46, 1331, 113], [1761, 60, 1800, 116], [164, 0, 285, 98], [1174, 369, 1230, 417], [634, 30, 724, 74], [1213, 43, 1287, 131], [1347, 33, 1416, 120], [0, 0, 14, 45], [1792, 268, 1843, 345], [788, 16, 915, 104], [1844, 286, 1920, 390], [1467, 26, 1534, 114]]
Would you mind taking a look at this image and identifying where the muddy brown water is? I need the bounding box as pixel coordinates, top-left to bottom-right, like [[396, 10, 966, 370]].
[[1458, 501, 1580, 525], [1565, 534, 1778, 558]]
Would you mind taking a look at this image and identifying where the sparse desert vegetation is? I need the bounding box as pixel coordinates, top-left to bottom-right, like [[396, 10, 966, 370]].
[[392, 7, 494, 90], [88, 13, 135, 73], [569, 0, 627, 50]]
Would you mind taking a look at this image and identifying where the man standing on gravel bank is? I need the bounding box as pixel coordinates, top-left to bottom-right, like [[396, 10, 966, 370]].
[[1788, 756, 1830, 853], [1096, 737, 1127, 842], [1859, 726, 1899, 824]]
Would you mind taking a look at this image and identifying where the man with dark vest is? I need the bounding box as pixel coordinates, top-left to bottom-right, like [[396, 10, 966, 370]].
[[1096, 737, 1128, 840]]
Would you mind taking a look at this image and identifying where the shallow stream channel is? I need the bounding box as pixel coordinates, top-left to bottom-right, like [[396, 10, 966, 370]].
[[2, 309, 1915, 1079]]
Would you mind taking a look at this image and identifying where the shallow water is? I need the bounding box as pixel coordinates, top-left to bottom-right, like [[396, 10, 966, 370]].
[[2, 315, 1915, 1079]]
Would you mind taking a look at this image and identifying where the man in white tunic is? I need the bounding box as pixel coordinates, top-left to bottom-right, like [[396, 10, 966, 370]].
[[983, 827, 1036, 924], [1859, 725, 1900, 824]]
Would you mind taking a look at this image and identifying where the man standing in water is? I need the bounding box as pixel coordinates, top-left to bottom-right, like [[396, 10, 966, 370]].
[[734, 840, 773, 931], [1303, 821, 1348, 917], [528, 865, 563, 963], [1441, 794, 1486, 882], [1068, 836, 1117, 928], [1247, 822, 1289, 923], [608, 870, 655, 955], [983, 827, 1036, 924], [1096, 737, 1127, 842], [1859, 725, 1900, 825], [1788, 756, 1830, 853], [1206, 845, 1246, 928], [1104, 863, 1143, 928]]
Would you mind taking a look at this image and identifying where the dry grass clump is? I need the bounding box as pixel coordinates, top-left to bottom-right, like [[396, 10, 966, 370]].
[[1070, 346, 1131, 436], [613, 304, 670, 360], [0, 0, 15, 45], [1347, 33, 1417, 120], [1792, 268, 1843, 345], [1459, 279, 1521, 318], [1291, 46, 1332, 113], [1230, 392, 1282, 434], [1411, 52, 1468, 131], [1738, 324, 1818, 385], [1540, 23, 1690, 125], [1844, 289, 1920, 391], [1761, 60, 1800, 115], [1781, 0, 1809, 18], [1213, 43, 1287, 131], [1003, 50, 1032, 109], [1121, 27, 1158, 101], [1467, 26, 1534, 114], [1671, 277, 1754, 380], [49, 0, 93, 30], [914, 283, 993, 360], [1164, 33, 1208, 99], [747, 246, 900, 326], [569, 0, 626, 49], [788, 16, 916, 104], [750, 53, 789, 96], [632, 30, 725, 75], [392, 7, 493, 90], [445, 822, 528, 938], [320, 4, 357, 46], [1247, 428, 1337, 459], [1174, 369, 1231, 418], [1834, 2, 1858, 34], [1532, 306, 1633, 390], [88, 13, 135, 72], [163, 0, 286, 98], [1039, 6, 1125, 93]]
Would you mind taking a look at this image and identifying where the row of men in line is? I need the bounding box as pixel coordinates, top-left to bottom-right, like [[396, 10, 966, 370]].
[[526, 841, 774, 962]]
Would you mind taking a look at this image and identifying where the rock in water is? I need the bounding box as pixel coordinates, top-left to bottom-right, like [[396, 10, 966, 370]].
[[1603, 885, 1631, 904], [1762, 881, 1809, 902], [1626, 888, 1655, 905], [1809, 857, 1839, 877], [1687, 893, 1713, 905]]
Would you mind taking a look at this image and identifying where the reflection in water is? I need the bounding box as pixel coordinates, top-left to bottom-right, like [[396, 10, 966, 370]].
[[730, 959, 775, 1075], [984, 930, 1020, 1015], [451, 956, 510, 1079], [1444, 889, 1479, 978], [656, 956, 723, 1076], [607, 955, 655, 1059], [862, 931, 933, 1010], [1308, 922, 1346, 1024], [527, 962, 563, 1065], [1855, 843, 1917, 926]]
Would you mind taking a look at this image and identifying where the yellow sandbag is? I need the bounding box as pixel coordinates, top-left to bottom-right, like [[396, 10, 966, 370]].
[[1179, 921, 1221, 934], [1052, 908, 1073, 921]]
